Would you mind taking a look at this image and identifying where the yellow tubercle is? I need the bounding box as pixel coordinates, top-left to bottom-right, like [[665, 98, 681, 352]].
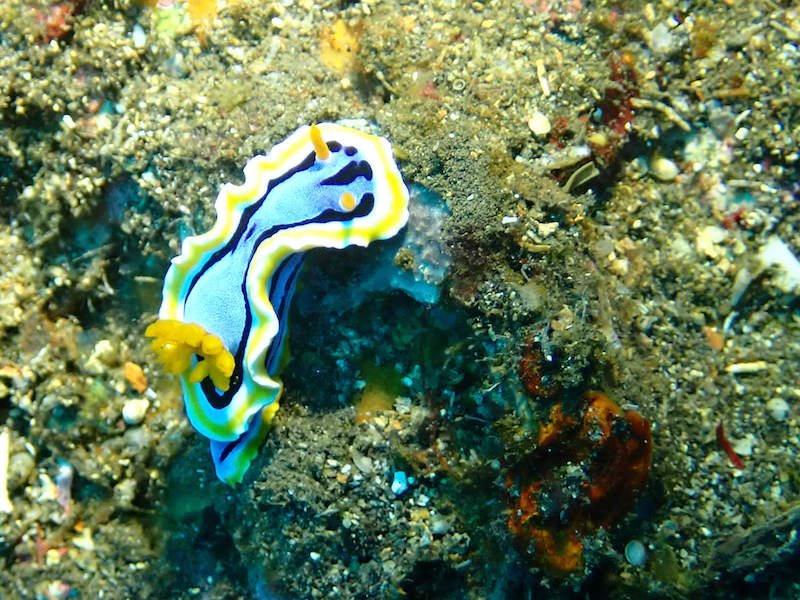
[[145, 319, 235, 391], [339, 191, 357, 211]]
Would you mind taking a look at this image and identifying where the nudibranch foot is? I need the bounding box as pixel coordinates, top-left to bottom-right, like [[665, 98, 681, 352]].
[[145, 319, 235, 392]]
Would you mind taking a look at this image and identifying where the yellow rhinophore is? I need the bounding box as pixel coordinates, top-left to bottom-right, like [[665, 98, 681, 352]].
[[309, 123, 330, 160], [145, 319, 235, 391]]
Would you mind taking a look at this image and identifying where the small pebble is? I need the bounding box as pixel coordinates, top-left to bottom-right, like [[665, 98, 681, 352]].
[[124, 361, 148, 393], [536, 221, 559, 237], [650, 156, 680, 181], [593, 238, 615, 258], [649, 22, 676, 54], [113, 478, 137, 508], [131, 24, 146, 49], [527, 111, 551, 137], [7, 451, 35, 490], [625, 540, 647, 566], [122, 398, 149, 426], [42, 580, 71, 600], [85, 339, 116, 374], [226, 45, 246, 62], [731, 434, 755, 457], [72, 527, 95, 551], [353, 454, 373, 475], [391, 471, 409, 496], [95, 113, 112, 133], [430, 516, 451, 535], [123, 427, 150, 452], [766, 398, 790, 422]]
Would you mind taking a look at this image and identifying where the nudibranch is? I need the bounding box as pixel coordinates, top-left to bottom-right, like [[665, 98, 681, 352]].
[[146, 123, 409, 484]]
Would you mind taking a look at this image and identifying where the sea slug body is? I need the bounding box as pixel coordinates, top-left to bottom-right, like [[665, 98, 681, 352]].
[[147, 123, 409, 484]]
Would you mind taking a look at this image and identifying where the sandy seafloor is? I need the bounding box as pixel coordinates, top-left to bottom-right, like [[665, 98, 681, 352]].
[[1, 0, 799, 598]]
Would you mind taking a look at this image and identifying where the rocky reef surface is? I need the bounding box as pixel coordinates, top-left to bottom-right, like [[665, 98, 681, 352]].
[[0, 1, 798, 598]]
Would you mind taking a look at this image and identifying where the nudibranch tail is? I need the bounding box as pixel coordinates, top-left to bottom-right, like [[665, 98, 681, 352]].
[[151, 122, 409, 484], [210, 402, 280, 485]]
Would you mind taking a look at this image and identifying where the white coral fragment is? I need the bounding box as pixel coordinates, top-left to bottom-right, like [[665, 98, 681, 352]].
[[0, 428, 13, 514], [758, 235, 800, 293]]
